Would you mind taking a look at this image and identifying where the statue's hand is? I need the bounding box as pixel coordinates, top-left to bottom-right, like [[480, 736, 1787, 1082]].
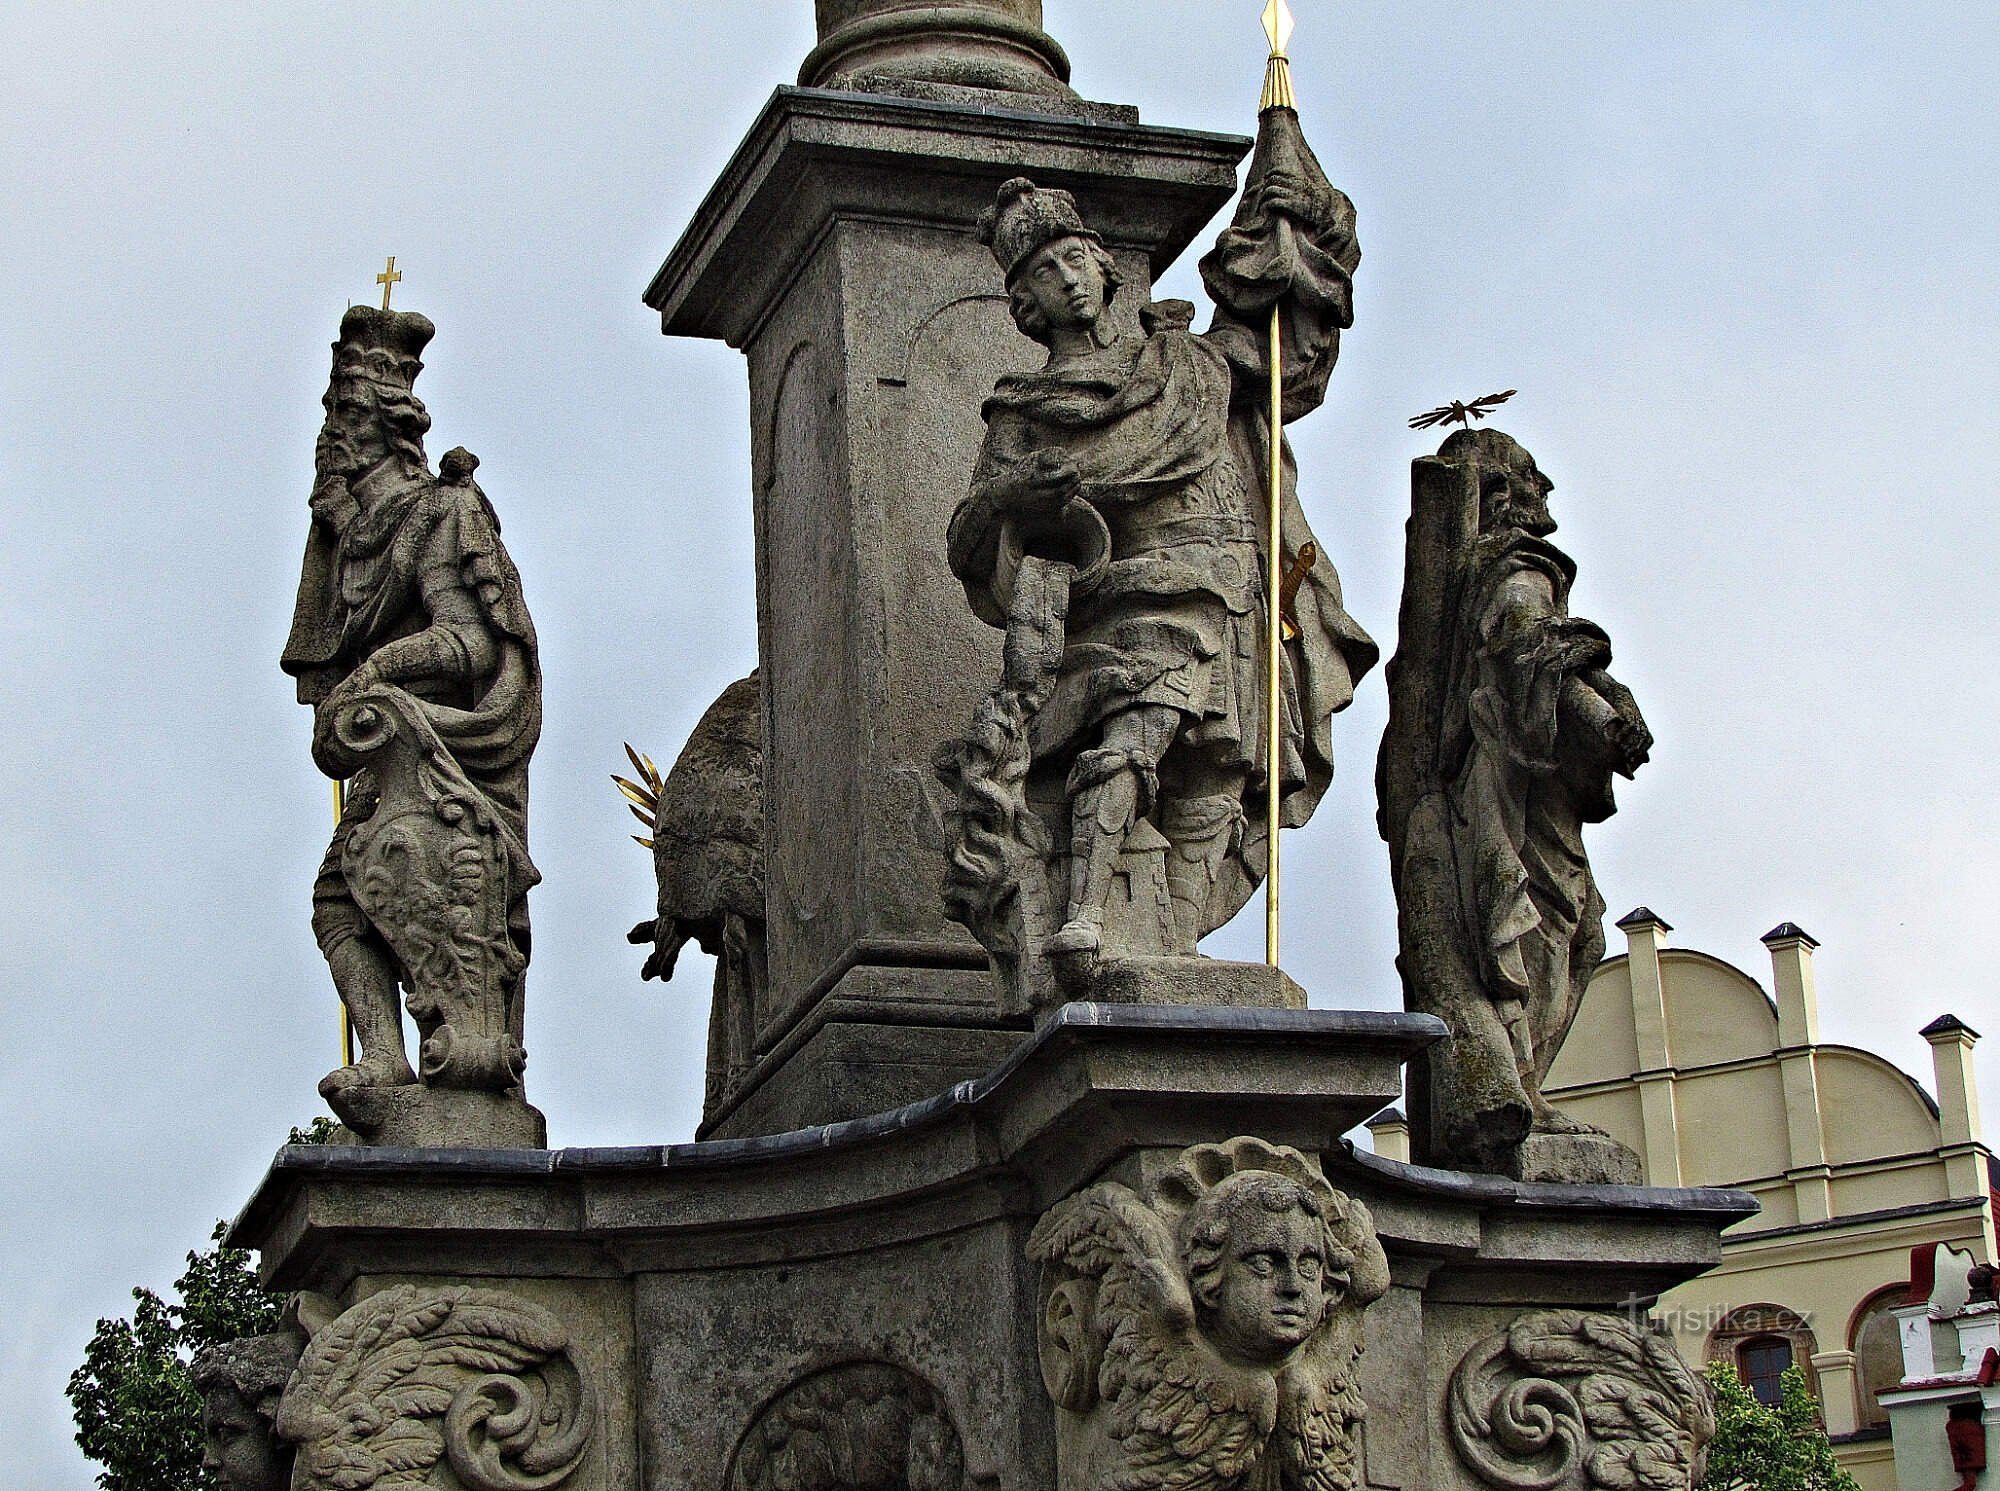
[[1259, 169, 1327, 228], [310, 475, 358, 534], [998, 448, 1080, 514], [1606, 711, 1653, 775]]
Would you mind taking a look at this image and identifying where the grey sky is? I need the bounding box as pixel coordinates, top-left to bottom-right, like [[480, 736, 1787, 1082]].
[[3, 3, 1995, 1484]]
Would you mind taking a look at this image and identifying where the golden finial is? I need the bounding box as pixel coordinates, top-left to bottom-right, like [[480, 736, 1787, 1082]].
[[376, 255, 402, 311], [1260, 0, 1297, 112]]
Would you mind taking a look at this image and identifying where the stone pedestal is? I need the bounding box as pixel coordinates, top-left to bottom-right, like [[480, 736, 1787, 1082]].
[[645, 88, 1251, 1136], [233, 1004, 1754, 1491]]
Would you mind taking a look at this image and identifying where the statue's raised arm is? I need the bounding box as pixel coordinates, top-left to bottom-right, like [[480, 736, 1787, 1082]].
[[935, 112, 1375, 1011], [1198, 107, 1361, 424]]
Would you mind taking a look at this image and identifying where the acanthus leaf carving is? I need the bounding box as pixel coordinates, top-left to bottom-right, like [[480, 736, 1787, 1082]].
[[1447, 1309, 1713, 1491], [276, 1284, 595, 1491]]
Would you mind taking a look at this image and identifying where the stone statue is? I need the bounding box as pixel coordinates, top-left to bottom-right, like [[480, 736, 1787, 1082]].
[[1377, 429, 1651, 1182], [191, 1330, 306, 1491], [627, 670, 766, 1123], [275, 1284, 596, 1491], [1447, 1310, 1713, 1491], [1028, 1138, 1389, 1491], [936, 107, 1377, 1007], [282, 306, 543, 1147]]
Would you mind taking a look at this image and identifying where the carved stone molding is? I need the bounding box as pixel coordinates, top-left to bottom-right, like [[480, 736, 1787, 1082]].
[[1029, 1137, 1390, 1491], [276, 1284, 596, 1491], [1447, 1310, 1712, 1491], [728, 1362, 967, 1491]]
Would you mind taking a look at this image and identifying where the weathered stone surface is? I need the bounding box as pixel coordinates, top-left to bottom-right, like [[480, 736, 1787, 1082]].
[[1030, 1138, 1388, 1491], [1446, 1309, 1713, 1491], [803, 0, 1081, 107], [627, 671, 765, 1126], [725, 1362, 968, 1491], [645, 86, 1254, 1133], [936, 111, 1377, 1009], [283, 307, 543, 1146], [191, 1329, 306, 1491], [231, 1001, 1748, 1491], [1378, 430, 1651, 1183], [275, 1283, 597, 1491]]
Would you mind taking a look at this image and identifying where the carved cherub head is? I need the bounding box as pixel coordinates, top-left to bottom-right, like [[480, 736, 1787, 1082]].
[[190, 1331, 304, 1491], [1441, 427, 1556, 539], [1183, 1170, 1348, 1367], [979, 177, 1123, 346]]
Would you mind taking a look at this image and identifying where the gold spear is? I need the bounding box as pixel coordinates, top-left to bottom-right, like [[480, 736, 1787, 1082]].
[[1261, 0, 1295, 968], [333, 778, 355, 1065]]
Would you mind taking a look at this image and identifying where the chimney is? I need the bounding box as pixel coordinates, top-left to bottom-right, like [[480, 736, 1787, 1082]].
[[1366, 1107, 1411, 1165], [1762, 923, 1822, 1048], [1925, 1015, 1985, 1150]]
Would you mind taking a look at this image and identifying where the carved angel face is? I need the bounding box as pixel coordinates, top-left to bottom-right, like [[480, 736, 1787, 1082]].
[[1187, 1174, 1346, 1368], [200, 1389, 290, 1491]]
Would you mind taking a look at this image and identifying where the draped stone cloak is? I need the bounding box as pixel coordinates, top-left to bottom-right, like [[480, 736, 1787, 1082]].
[[281, 471, 542, 955], [948, 108, 1376, 933]]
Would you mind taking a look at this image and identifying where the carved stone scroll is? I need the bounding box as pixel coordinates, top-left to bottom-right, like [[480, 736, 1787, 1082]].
[[728, 1362, 967, 1491], [1447, 1310, 1712, 1491], [276, 1284, 595, 1491]]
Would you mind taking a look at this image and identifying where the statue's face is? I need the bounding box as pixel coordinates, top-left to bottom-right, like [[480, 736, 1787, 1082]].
[[201, 1391, 288, 1491], [1016, 236, 1108, 333], [316, 379, 391, 477], [1202, 1202, 1334, 1366], [1483, 450, 1556, 537]]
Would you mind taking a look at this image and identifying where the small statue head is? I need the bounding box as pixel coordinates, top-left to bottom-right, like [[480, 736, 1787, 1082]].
[[1182, 1170, 1350, 1367], [1443, 427, 1556, 538], [317, 305, 436, 479], [190, 1332, 304, 1491], [979, 177, 1123, 345]]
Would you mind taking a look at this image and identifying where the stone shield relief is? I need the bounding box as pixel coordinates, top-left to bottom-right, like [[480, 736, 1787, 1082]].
[[275, 1284, 596, 1491]]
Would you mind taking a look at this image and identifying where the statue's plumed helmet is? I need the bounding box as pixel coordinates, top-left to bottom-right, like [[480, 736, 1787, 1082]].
[[979, 177, 1104, 283], [331, 304, 435, 392]]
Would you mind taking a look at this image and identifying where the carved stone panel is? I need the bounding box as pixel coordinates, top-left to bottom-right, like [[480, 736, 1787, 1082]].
[[276, 1284, 596, 1491], [1447, 1310, 1712, 1491], [1029, 1137, 1391, 1491], [728, 1362, 967, 1491]]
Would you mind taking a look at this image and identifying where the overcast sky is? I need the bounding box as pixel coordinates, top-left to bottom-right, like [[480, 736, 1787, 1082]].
[[3, 3, 1996, 1485]]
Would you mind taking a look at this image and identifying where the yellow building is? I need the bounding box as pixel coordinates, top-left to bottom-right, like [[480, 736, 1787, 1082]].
[[1372, 910, 1996, 1491]]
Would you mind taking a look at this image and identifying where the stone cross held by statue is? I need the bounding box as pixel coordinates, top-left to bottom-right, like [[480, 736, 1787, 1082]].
[[376, 256, 401, 311]]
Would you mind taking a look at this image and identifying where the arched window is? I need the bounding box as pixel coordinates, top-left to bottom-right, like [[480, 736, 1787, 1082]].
[[1740, 1334, 1794, 1406], [1850, 1284, 1912, 1430], [1706, 1304, 1819, 1404]]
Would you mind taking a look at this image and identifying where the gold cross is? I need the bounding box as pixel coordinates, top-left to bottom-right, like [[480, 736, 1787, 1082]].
[[376, 256, 402, 310]]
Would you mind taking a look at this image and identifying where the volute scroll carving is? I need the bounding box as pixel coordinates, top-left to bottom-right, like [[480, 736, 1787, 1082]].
[[1446, 1310, 1712, 1491]]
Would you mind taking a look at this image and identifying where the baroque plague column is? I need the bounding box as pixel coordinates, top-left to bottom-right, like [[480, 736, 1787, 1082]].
[[224, 7, 1748, 1491]]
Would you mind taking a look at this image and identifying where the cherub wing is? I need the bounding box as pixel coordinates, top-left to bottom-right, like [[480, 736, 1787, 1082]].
[[1030, 1184, 1277, 1491], [1274, 1348, 1369, 1491]]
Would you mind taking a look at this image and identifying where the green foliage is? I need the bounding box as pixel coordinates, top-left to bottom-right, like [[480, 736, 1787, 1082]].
[[66, 1122, 335, 1491], [1697, 1361, 1865, 1491]]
